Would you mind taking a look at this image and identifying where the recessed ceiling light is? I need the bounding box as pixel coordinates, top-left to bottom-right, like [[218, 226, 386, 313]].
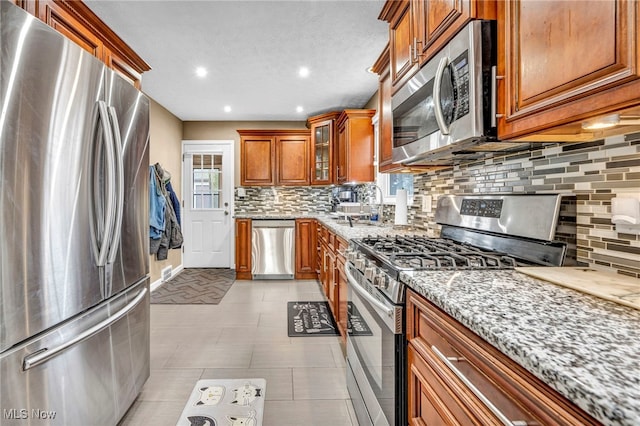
[[366, 66, 375, 74], [296, 106, 304, 113], [224, 105, 232, 113], [195, 67, 208, 78], [298, 67, 310, 78]]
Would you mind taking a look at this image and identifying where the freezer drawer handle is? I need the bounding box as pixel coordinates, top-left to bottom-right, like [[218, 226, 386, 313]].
[[22, 287, 148, 371]]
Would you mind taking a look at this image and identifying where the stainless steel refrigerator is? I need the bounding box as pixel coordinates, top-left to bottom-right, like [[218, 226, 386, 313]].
[[1, 2, 150, 425]]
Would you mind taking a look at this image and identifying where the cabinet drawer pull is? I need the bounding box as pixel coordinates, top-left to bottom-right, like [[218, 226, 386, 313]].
[[431, 345, 529, 426]]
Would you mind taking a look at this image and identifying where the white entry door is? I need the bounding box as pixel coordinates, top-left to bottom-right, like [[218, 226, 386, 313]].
[[182, 141, 234, 267]]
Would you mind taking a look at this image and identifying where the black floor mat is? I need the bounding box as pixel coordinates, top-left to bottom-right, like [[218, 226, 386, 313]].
[[287, 301, 340, 337]]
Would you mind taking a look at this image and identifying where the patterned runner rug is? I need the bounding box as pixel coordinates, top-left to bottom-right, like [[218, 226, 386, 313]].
[[151, 268, 236, 304]]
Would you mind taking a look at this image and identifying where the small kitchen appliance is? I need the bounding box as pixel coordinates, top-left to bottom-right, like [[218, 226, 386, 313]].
[[345, 194, 576, 426]]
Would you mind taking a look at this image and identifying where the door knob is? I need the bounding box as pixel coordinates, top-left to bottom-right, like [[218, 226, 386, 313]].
[[224, 211, 229, 215]]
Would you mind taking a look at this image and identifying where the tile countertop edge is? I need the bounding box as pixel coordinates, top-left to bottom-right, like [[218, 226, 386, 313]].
[[400, 269, 640, 426]]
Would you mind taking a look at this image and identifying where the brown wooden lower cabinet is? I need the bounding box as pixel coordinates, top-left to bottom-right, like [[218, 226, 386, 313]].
[[295, 219, 317, 279], [406, 289, 600, 426], [235, 218, 252, 280]]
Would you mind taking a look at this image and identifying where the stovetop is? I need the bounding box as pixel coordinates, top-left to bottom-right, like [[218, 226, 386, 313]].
[[347, 233, 556, 305], [345, 195, 574, 305], [357, 235, 530, 270]]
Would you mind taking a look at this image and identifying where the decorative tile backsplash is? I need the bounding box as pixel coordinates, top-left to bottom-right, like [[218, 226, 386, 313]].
[[235, 132, 639, 277], [235, 186, 333, 214], [410, 132, 640, 277]]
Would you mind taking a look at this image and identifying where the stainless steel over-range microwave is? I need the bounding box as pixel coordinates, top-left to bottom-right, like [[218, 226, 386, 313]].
[[392, 20, 500, 166]]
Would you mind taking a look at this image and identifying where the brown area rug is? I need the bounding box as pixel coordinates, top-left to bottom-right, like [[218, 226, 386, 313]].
[[151, 268, 236, 304]]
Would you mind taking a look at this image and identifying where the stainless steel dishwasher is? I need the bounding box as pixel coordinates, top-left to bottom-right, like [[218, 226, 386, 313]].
[[251, 220, 295, 279]]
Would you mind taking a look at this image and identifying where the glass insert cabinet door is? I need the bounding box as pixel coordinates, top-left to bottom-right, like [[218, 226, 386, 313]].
[[310, 119, 333, 184], [192, 154, 223, 209]]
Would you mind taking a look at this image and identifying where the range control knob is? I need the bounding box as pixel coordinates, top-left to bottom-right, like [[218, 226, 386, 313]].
[[364, 267, 376, 282], [375, 275, 389, 289], [354, 258, 365, 271]]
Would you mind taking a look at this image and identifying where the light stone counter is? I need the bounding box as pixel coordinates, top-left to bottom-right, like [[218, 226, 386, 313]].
[[233, 213, 428, 241], [401, 269, 640, 426]]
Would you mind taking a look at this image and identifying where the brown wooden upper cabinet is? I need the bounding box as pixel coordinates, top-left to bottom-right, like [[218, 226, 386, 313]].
[[307, 112, 341, 185], [336, 110, 376, 183], [380, 0, 496, 91], [14, 0, 149, 88], [371, 44, 398, 173], [497, 0, 640, 141], [239, 129, 311, 186]]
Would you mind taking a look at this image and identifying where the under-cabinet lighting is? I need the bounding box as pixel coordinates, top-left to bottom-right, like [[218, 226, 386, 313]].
[[581, 114, 640, 130]]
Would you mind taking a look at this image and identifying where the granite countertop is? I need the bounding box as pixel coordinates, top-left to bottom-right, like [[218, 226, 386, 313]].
[[401, 269, 640, 426], [234, 212, 428, 240]]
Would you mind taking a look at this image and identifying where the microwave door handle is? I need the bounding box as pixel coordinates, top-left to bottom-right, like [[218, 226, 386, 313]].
[[433, 56, 450, 135]]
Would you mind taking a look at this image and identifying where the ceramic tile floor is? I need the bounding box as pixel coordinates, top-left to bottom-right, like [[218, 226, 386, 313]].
[[118, 279, 359, 426]]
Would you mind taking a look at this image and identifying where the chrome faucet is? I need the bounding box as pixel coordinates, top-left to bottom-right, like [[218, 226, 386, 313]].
[[359, 183, 384, 223]]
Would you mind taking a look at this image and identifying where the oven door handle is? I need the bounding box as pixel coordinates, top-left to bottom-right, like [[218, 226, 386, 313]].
[[344, 266, 395, 319]]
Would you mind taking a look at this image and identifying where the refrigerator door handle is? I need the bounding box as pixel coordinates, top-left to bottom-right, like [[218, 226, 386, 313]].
[[106, 106, 124, 266], [22, 287, 148, 371], [90, 100, 117, 268]]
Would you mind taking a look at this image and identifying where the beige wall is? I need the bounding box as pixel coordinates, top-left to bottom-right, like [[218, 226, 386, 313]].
[[364, 90, 379, 110], [149, 98, 183, 283], [183, 121, 307, 185]]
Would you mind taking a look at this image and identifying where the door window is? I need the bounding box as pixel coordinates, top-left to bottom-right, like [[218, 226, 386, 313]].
[[192, 154, 222, 209]]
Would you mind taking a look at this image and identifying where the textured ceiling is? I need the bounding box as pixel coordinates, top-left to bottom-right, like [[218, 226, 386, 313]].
[[85, 0, 389, 121]]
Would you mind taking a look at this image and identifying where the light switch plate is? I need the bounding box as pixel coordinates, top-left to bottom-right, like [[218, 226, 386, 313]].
[[421, 196, 432, 213]]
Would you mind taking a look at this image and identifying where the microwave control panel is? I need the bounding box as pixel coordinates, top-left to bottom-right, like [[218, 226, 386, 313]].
[[451, 51, 470, 120]]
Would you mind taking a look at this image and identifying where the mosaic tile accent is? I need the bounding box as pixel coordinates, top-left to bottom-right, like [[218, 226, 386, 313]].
[[235, 186, 333, 214], [407, 133, 640, 277]]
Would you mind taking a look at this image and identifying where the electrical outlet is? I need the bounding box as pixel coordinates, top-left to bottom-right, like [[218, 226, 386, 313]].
[[421, 196, 432, 213]]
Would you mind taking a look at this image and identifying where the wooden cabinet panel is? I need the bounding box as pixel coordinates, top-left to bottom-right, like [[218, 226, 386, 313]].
[[277, 135, 310, 185], [336, 123, 348, 183], [498, 0, 640, 140], [424, 0, 462, 42], [105, 48, 142, 89], [240, 135, 275, 186], [40, 0, 103, 57], [381, 0, 495, 91], [295, 219, 317, 279], [406, 289, 599, 426], [238, 130, 310, 186], [408, 345, 485, 425], [336, 236, 348, 343], [389, 0, 417, 87], [308, 112, 340, 185], [235, 219, 252, 280], [17, 0, 150, 87], [336, 110, 375, 183]]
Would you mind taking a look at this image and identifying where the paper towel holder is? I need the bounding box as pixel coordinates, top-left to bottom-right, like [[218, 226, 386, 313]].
[[611, 195, 640, 234]]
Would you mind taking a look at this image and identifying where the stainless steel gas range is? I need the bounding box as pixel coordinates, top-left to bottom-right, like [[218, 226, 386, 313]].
[[345, 194, 576, 426]]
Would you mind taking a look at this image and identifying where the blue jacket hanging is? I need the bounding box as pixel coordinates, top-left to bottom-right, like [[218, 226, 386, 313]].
[[149, 165, 166, 239]]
